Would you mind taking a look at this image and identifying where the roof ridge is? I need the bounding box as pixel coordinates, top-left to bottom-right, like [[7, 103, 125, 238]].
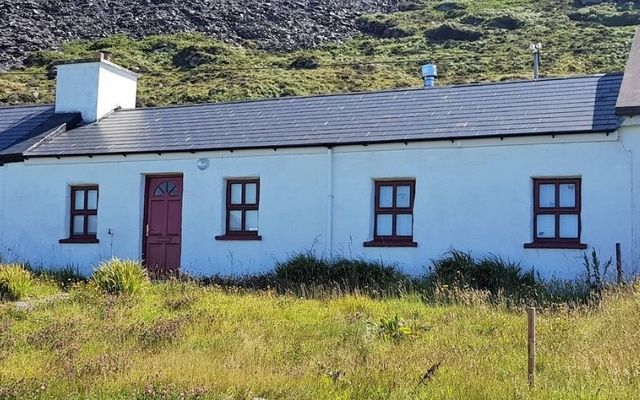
[[0, 103, 54, 110], [113, 73, 622, 112]]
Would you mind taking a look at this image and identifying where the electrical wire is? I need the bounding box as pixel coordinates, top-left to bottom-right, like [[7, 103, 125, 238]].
[[0, 48, 627, 76]]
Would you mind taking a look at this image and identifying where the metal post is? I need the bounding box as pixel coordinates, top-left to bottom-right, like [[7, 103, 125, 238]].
[[616, 243, 623, 285], [530, 43, 542, 80], [527, 307, 536, 387]]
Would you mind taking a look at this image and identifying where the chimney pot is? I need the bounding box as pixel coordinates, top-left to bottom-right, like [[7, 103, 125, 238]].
[[421, 64, 438, 88], [102, 51, 113, 62], [95, 51, 105, 61]]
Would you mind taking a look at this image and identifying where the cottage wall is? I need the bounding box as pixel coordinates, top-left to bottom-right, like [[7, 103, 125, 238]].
[[1, 130, 638, 279]]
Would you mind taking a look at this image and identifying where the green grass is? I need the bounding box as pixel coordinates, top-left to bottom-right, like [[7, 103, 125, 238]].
[[0, 279, 639, 399], [0, 0, 637, 106], [91, 258, 149, 296]]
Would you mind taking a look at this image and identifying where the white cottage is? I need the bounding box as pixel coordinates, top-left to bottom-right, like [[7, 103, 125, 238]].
[[1, 33, 640, 279]]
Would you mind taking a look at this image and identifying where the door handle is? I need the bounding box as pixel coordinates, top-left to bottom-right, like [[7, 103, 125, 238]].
[[146, 224, 150, 237]]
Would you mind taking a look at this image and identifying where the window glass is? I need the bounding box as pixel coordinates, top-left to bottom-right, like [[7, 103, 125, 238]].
[[74, 190, 85, 210], [396, 185, 411, 208], [379, 186, 393, 208], [396, 214, 413, 236], [559, 214, 579, 238], [87, 215, 98, 235], [230, 184, 243, 205], [559, 183, 576, 208], [154, 182, 167, 197], [245, 183, 257, 205], [376, 214, 393, 236], [87, 190, 98, 210], [245, 210, 259, 231], [73, 216, 85, 235], [536, 214, 555, 238], [539, 184, 556, 208], [229, 210, 242, 231]]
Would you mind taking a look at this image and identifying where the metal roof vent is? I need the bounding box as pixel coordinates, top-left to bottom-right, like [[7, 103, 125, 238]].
[[421, 64, 437, 88]]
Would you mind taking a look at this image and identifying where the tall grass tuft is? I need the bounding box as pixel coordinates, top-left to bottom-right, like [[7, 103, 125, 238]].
[[91, 258, 149, 295], [27, 266, 86, 289], [0, 264, 33, 301], [430, 250, 536, 294], [274, 253, 410, 296]]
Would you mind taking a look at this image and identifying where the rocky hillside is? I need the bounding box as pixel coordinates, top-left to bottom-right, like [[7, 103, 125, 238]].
[[1, 0, 638, 106], [0, 0, 412, 70]]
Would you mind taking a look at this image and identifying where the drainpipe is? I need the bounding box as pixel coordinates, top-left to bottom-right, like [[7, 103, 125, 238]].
[[327, 147, 333, 255]]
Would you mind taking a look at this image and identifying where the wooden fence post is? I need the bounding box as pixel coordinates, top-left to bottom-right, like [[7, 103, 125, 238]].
[[527, 307, 536, 387], [616, 243, 623, 285]]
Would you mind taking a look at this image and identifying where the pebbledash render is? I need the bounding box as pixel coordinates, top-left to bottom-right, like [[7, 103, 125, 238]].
[[2, 32, 640, 279]]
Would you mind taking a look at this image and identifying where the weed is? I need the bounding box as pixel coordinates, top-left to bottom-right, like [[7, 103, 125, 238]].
[[27, 265, 85, 289], [0, 264, 32, 301], [91, 258, 149, 295], [367, 315, 415, 341], [583, 247, 613, 291]]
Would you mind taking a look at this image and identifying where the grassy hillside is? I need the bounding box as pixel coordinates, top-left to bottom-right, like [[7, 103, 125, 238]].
[[0, 0, 637, 106], [1, 279, 639, 399]]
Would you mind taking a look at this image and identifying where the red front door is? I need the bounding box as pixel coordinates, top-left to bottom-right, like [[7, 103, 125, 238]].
[[143, 175, 183, 276]]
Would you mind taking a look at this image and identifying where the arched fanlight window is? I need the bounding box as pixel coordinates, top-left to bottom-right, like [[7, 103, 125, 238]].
[[154, 181, 178, 197]]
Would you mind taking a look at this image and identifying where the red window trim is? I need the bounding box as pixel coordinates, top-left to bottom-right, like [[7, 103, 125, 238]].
[[363, 179, 417, 248], [60, 185, 99, 244], [524, 178, 587, 250], [216, 179, 260, 240]]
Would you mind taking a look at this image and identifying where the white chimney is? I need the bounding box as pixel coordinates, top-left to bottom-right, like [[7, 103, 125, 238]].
[[54, 53, 138, 123]]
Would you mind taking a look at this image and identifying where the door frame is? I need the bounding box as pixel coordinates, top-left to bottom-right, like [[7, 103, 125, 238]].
[[141, 173, 184, 268]]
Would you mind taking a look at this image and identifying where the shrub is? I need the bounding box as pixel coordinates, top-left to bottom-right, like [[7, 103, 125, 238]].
[[355, 15, 415, 39], [0, 264, 33, 301], [274, 253, 409, 293], [289, 56, 319, 69], [485, 15, 525, 30], [91, 258, 149, 295], [430, 251, 537, 296], [425, 23, 483, 43]]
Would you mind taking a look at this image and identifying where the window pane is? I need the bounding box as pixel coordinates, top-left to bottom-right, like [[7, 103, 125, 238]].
[[376, 214, 393, 236], [166, 182, 178, 196], [396, 214, 412, 236], [87, 215, 98, 235], [539, 184, 556, 208], [72, 216, 85, 235], [74, 190, 85, 210], [559, 183, 576, 208], [229, 210, 242, 231], [536, 214, 555, 238], [245, 210, 259, 231], [230, 184, 243, 205], [379, 186, 393, 208], [396, 185, 411, 208], [559, 214, 579, 239], [87, 190, 98, 210], [245, 183, 257, 205]]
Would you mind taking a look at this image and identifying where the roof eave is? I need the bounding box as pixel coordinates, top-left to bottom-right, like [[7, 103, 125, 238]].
[[22, 128, 618, 160]]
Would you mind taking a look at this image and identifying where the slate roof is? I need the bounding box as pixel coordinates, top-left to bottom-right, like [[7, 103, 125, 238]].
[[5, 73, 626, 158], [0, 105, 80, 160], [616, 29, 640, 116]]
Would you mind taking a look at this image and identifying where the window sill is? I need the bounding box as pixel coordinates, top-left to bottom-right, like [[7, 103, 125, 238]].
[[59, 237, 99, 244], [363, 240, 417, 248], [524, 242, 587, 250], [215, 234, 262, 241]]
